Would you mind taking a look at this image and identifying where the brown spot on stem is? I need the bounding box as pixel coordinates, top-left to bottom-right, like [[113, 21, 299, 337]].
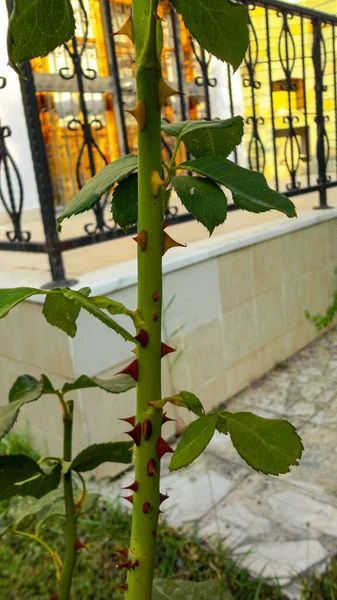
[[143, 419, 152, 441], [152, 312, 158, 322], [135, 329, 149, 348], [143, 502, 151, 514], [152, 291, 160, 302], [152, 530, 157, 537], [147, 458, 156, 477]]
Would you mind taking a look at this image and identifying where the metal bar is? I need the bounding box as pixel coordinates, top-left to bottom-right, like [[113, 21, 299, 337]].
[[0, 241, 47, 252], [101, 0, 129, 155], [170, 6, 187, 120], [300, 15, 311, 187], [332, 25, 337, 180], [243, 0, 337, 23], [200, 47, 211, 120], [227, 63, 238, 164], [265, 7, 279, 191], [312, 17, 329, 207]]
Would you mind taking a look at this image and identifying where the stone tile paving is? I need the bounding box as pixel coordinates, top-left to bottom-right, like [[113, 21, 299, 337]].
[[96, 327, 337, 599]]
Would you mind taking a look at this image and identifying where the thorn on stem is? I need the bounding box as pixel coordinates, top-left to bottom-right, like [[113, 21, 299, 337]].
[[158, 78, 184, 108], [125, 422, 142, 446], [115, 548, 129, 559], [152, 291, 160, 302], [113, 15, 134, 42], [117, 560, 132, 570], [118, 584, 128, 590], [123, 495, 134, 505], [159, 493, 169, 505], [143, 419, 152, 441], [135, 329, 149, 348], [125, 100, 146, 132], [151, 170, 165, 197], [74, 538, 86, 552], [156, 437, 174, 459], [143, 502, 151, 514], [119, 415, 136, 427], [147, 458, 156, 477], [162, 413, 176, 425], [133, 230, 147, 251], [163, 231, 186, 256], [161, 343, 176, 358], [116, 359, 138, 382], [131, 560, 139, 569], [122, 480, 139, 493], [152, 312, 158, 322], [152, 530, 157, 537]]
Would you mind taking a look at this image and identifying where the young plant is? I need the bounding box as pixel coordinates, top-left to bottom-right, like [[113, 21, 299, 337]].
[[2, 0, 304, 598]]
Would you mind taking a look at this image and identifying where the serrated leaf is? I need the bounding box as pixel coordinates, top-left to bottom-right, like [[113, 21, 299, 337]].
[[71, 442, 133, 473], [219, 411, 303, 475], [7, 0, 75, 73], [61, 288, 134, 343], [111, 173, 138, 231], [180, 156, 296, 218], [172, 175, 227, 235], [57, 154, 138, 229], [151, 391, 204, 417], [169, 414, 217, 471], [62, 374, 136, 395], [0, 455, 61, 500], [152, 579, 233, 600], [0, 287, 44, 319], [164, 118, 244, 158], [170, 0, 248, 70], [0, 375, 57, 441], [42, 287, 90, 338]]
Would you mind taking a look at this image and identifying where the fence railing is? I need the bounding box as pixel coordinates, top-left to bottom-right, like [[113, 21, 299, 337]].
[[1, 0, 337, 284]]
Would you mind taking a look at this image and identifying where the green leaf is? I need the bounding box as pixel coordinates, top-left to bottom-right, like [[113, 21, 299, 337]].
[[219, 412, 303, 475], [180, 156, 297, 218], [172, 175, 227, 235], [57, 155, 138, 230], [62, 374, 136, 395], [164, 118, 244, 158], [0, 287, 44, 319], [151, 391, 204, 417], [42, 287, 90, 338], [169, 414, 217, 471], [90, 295, 145, 329], [60, 288, 135, 343], [111, 173, 138, 231], [7, 0, 75, 73], [0, 455, 61, 500], [71, 442, 133, 473], [8, 489, 64, 528], [0, 375, 57, 441], [152, 579, 233, 600], [170, 0, 248, 71], [162, 120, 194, 138]]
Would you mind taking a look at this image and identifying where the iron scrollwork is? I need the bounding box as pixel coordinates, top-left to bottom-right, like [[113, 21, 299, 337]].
[[244, 5, 266, 173], [59, 0, 115, 235], [0, 78, 31, 242], [189, 36, 217, 120]]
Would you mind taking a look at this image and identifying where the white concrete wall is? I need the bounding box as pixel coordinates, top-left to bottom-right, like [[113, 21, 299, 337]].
[[0, 2, 39, 212]]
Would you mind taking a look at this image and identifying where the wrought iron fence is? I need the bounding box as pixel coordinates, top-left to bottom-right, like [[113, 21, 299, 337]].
[[1, 0, 337, 283]]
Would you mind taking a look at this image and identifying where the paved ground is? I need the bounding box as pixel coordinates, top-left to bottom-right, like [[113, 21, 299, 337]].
[[97, 326, 337, 599]]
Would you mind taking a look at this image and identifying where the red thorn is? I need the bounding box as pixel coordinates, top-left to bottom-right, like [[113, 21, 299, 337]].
[[118, 584, 128, 590], [162, 221, 169, 230], [115, 548, 129, 559], [147, 458, 156, 477], [152, 530, 157, 537], [162, 412, 176, 425], [133, 230, 147, 251], [143, 419, 152, 441], [125, 422, 141, 446], [160, 493, 169, 505], [123, 495, 134, 505], [152, 312, 158, 322], [116, 359, 138, 381], [119, 415, 136, 427], [50, 595, 58, 600], [152, 291, 160, 301], [122, 480, 139, 493], [135, 329, 149, 348], [161, 343, 176, 358], [117, 560, 132, 570], [74, 538, 86, 552], [131, 559, 139, 569], [156, 437, 174, 459], [143, 502, 151, 514]]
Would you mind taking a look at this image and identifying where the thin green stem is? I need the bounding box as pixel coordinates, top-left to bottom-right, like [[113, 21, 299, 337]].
[[126, 1, 163, 599], [58, 399, 77, 600], [12, 528, 62, 579]]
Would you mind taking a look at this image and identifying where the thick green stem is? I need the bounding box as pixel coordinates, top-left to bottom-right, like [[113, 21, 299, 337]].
[[126, 1, 163, 599], [58, 400, 77, 600]]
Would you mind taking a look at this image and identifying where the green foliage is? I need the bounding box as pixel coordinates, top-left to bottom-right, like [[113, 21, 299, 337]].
[[170, 0, 249, 70], [305, 289, 337, 331], [172, 176, 227, 235], [0, 287, 44, 319], [62, 373, 136, 395], [0, 426, 40, 463], [42, 286, 90, 337], [7, 0, 75, 73], [151, 391, 204, 417], [179, 156, 297, 218], [0, 455, 61, 501], [111, 173, 138, 231], [70, 442, 133, 472], [152, 579, 233, 599], [218, 412, 303, 475], [162, 117, 244, 158], [170, 414, 218, 471], [57, 154, 138, 230]]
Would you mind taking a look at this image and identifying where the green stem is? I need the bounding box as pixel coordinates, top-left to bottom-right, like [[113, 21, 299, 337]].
[[12, 528, 62, 579], [126, 1, 163, 599], [58, 399, 77, 600]]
